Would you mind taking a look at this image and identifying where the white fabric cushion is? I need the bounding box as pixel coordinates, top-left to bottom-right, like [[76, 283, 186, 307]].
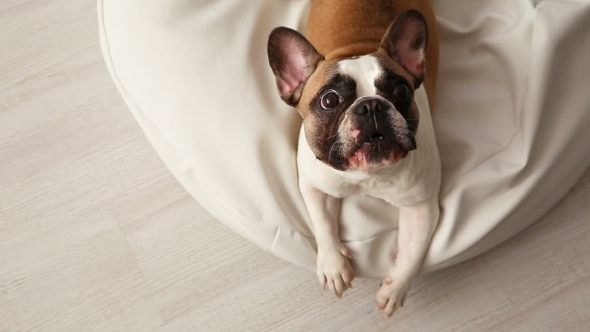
[[98, 0, 590, 278]]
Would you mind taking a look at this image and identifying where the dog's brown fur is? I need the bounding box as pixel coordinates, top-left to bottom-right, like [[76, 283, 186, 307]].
[[306, 0, 439, 110]]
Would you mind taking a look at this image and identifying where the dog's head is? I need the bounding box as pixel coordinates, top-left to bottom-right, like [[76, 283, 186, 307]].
[[267, 10, 428, 172]]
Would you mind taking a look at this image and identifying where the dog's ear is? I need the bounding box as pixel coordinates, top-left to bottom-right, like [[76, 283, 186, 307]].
[[267, 27, 323, 106], [380, 10, 428, 88]]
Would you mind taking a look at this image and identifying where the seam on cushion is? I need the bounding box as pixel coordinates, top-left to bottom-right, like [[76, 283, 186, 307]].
[[341, 227, 397, 244], [270, 226, 397, 248], [270, 228, 281, 251]]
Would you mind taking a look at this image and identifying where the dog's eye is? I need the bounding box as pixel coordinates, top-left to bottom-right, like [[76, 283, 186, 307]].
[[320, 91, 341, 109], [393, 84, 411, 99]]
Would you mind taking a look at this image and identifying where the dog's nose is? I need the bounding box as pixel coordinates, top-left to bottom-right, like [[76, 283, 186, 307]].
[[354, 98, 386, 115]]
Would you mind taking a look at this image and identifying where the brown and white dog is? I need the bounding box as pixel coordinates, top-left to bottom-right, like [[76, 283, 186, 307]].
[[267, 0, 440, 317]]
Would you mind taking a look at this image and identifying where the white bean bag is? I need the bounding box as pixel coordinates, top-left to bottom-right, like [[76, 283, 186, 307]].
[[98, 0, 590, 278]]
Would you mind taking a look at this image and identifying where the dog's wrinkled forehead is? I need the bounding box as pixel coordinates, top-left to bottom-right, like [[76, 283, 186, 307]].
[[337, 55, 383, 97]]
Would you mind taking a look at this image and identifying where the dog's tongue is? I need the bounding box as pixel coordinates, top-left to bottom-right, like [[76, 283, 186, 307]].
[[347, 145, 406, 169], [347, 150, 370, 169]]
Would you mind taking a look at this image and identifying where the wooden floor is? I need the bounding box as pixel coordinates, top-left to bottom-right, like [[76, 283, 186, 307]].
[[1, 1, 589, 331]]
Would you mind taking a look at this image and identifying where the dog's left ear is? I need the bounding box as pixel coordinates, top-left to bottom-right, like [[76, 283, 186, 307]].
[[380, 10, 428, 88]]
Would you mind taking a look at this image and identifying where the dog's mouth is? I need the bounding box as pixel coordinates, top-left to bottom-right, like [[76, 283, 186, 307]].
[[321, 117, 417, 171], [343, 127, 415, 170], [346, 142, 407, 170], [366, 132, 386, 143]]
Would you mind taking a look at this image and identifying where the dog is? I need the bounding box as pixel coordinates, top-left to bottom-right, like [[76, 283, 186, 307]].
[[267, 0, 440, 317]]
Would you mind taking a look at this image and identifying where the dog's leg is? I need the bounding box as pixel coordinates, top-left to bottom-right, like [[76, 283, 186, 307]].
[[299, 179, 354, 298], [376, 196, 439, 316]]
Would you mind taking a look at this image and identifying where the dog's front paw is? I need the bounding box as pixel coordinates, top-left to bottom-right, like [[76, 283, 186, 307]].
[[375, 275, 411, 317], [316, 245, 355, 298]]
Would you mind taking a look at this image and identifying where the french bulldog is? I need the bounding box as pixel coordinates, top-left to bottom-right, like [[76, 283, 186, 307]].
[[267, 0, 441, 317]]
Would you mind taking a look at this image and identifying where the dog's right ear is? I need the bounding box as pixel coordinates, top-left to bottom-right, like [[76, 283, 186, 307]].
[[267, 27, 323, 106], [379, 10, 428, 88]]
